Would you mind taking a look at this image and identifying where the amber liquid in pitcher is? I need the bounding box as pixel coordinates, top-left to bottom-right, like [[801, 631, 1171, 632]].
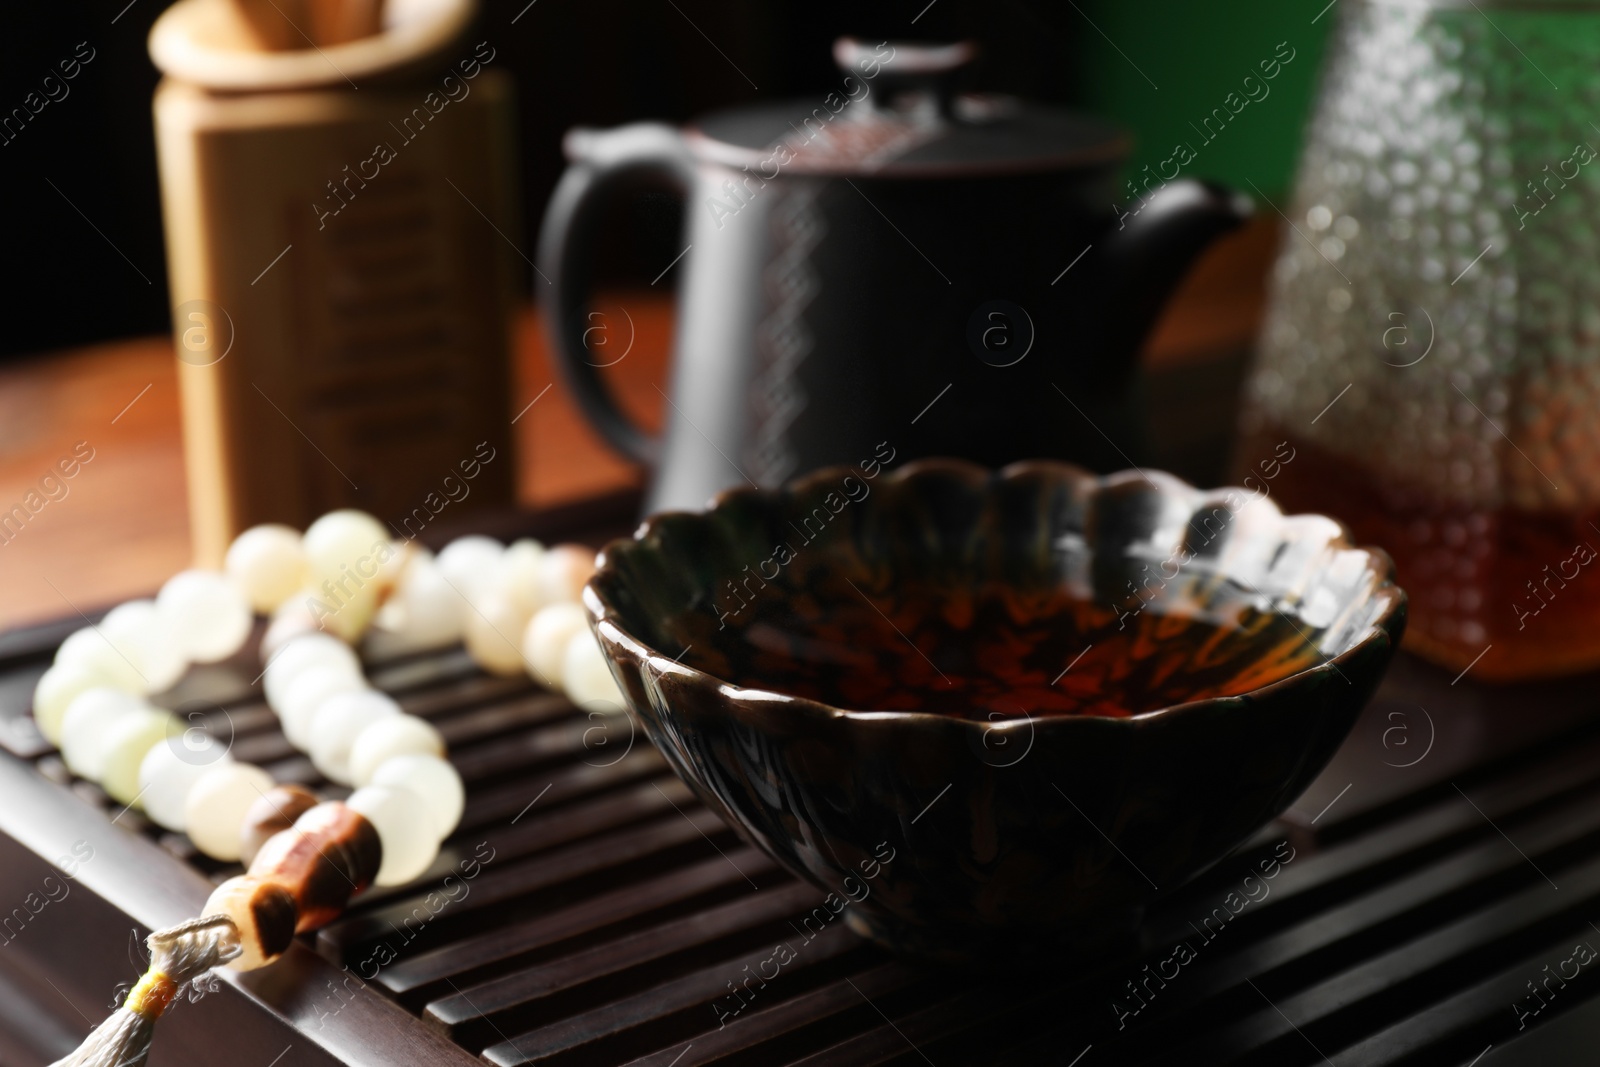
[[696, 579, 1325, 719], [1240, 426, 1600, 681]]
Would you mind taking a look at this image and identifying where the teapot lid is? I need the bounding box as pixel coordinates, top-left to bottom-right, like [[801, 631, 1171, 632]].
[[686, 38, 1127, 178]]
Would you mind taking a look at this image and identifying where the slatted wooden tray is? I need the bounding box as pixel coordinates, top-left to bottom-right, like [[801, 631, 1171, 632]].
[[4, 501, 1600, 1065]]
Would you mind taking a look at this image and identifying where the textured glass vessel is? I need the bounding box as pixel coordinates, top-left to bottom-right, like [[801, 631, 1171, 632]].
[[1242, 0, 1600, 680]]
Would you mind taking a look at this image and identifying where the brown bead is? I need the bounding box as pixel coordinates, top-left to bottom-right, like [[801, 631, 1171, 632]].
[[247, 801, 382, 932], [202, 875, 298, 971], [301, 801, 383, 894], [239, 784, 319, 866]]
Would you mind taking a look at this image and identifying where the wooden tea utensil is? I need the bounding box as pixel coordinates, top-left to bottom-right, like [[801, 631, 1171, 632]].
[[226, 0, 383, 50], [148, 0, 518, 563], [308, 0, 385, 45], [226, 0, 309, 50]]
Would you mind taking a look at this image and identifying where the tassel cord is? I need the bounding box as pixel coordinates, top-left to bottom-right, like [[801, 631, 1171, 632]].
[[49, 914, 242, 1067]]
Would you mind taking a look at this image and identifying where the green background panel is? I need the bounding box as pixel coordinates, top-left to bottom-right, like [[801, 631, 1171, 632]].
[[1081, 0, 1336, 198]]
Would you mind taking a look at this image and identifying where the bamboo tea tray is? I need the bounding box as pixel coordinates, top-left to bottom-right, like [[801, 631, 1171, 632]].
[[2, 492, 1600, 1065]]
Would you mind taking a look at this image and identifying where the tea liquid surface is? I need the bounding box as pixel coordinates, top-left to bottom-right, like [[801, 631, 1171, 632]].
[[695, 578, 1326, 719]]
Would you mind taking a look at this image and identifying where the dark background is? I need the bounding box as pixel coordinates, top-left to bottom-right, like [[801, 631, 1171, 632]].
[[0, 0, 1325, 359]]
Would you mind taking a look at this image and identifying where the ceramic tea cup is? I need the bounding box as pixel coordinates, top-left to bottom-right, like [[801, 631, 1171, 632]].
[[584, 459, 1406, 961]]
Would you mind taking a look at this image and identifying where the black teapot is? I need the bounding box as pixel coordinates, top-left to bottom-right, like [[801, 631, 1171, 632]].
[[538, 38, 1251, 513]]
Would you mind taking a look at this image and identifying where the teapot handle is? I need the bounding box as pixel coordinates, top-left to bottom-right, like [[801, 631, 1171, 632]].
[[536, 123, 696, 466], [1096, 179, 1253, 377]]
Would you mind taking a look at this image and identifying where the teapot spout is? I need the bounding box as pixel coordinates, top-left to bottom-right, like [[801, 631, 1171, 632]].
[[1098, 179, 1254, 363]]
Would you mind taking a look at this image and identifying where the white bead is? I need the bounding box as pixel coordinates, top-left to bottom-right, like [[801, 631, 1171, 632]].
[[278, 667, 366, 750], [360, 625, 418, 662], [261, 595, 319, 660], [538, 544, 596, 606], [308, 690, 401, 785], [99, 600, 188, 694], [463, 592, 530, 676], [348, 715, 445, 787], [55, 627, 145, 694], [157, 570, 253, 663], [100, 709, 176, 806], [562, 631, 626, 713], [302, 510, 390, 583], [263, 633, 360, 710], [302, 511, 390, 642], [185, 762, 274, 861], [499, 539, 547, 616], [272, 631, 360, 674], [376, 539, 421, 594], [33, 662, 130, 745], [371, 754, 464, 842], [436, 536, 503, 601], [522, 603, 589, 688], [225, 524, 307, 613], [347, 784, 440, 885], [138, 732, 233, 831], [61, 688, 148, 779], [373, 554, 465, 651], [302, 580, 380, 644]]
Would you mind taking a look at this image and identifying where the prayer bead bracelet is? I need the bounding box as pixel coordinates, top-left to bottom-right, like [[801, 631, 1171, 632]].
[[31, 509, 618, 972]]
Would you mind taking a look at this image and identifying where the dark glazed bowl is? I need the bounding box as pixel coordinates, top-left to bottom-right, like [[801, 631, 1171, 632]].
[[585, 459, 1407, 962]]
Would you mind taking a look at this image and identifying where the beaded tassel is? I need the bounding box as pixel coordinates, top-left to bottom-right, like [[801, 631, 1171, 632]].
[[49, 915, 242, 1067], [49, 800, 384, 1066]]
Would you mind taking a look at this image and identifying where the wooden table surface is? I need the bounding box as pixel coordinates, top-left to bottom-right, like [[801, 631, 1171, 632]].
[[0, 217, 1277, 632]]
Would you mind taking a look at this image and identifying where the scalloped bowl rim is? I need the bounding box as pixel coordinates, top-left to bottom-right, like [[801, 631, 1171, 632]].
[[584, 458, 1407, 732]]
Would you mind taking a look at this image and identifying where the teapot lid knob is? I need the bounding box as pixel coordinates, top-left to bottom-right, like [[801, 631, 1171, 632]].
[[833, 36, 978, 116], [688, 37, 1124, 177]]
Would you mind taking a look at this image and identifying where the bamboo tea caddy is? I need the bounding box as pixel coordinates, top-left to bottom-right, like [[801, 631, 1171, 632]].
[[150, 0, 519, 567]]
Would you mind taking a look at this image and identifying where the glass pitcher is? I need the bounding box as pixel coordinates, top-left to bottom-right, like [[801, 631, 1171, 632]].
[[1240, 0, 1600, 681]]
